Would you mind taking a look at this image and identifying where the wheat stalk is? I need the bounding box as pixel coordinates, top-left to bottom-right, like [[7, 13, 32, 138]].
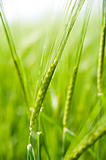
[[27, 144, 35, 160]]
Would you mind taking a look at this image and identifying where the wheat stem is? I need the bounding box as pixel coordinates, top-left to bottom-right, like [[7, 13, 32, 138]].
[[27, 144, 35, 160]]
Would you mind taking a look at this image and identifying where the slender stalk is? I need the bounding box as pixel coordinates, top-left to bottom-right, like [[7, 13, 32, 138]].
[[40, 117, 51, 160], [37, 133, 41, 160], [27, 144, 35, 160], [37, 113, 41, 160]]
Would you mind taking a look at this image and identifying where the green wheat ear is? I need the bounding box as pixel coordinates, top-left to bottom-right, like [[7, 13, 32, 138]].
[[65, 115, 106, 160], [63, 6, 91, 130], [30, 58, 58, 134], [63, 66, 78, 128], [97, 25, 106, 96]]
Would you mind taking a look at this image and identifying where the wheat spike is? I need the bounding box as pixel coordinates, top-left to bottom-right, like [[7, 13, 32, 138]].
[[97, 25, 106, 95], [63, 66, 78, 128], [63, 6, 91, 129], [30, 59, 57, 134]]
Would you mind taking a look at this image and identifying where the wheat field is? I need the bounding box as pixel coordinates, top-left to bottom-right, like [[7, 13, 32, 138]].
[[0, 0, 106, 160]]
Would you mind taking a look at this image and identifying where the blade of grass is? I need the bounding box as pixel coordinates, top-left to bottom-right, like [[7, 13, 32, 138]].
[[0, 1, 31, 110]]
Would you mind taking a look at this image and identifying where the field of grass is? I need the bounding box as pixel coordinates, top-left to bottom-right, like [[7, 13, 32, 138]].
[[0, 0, 106, 160]]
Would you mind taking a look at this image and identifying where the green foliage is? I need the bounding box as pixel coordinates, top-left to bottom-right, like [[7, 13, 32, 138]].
[[0, 0, 106, 160]]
